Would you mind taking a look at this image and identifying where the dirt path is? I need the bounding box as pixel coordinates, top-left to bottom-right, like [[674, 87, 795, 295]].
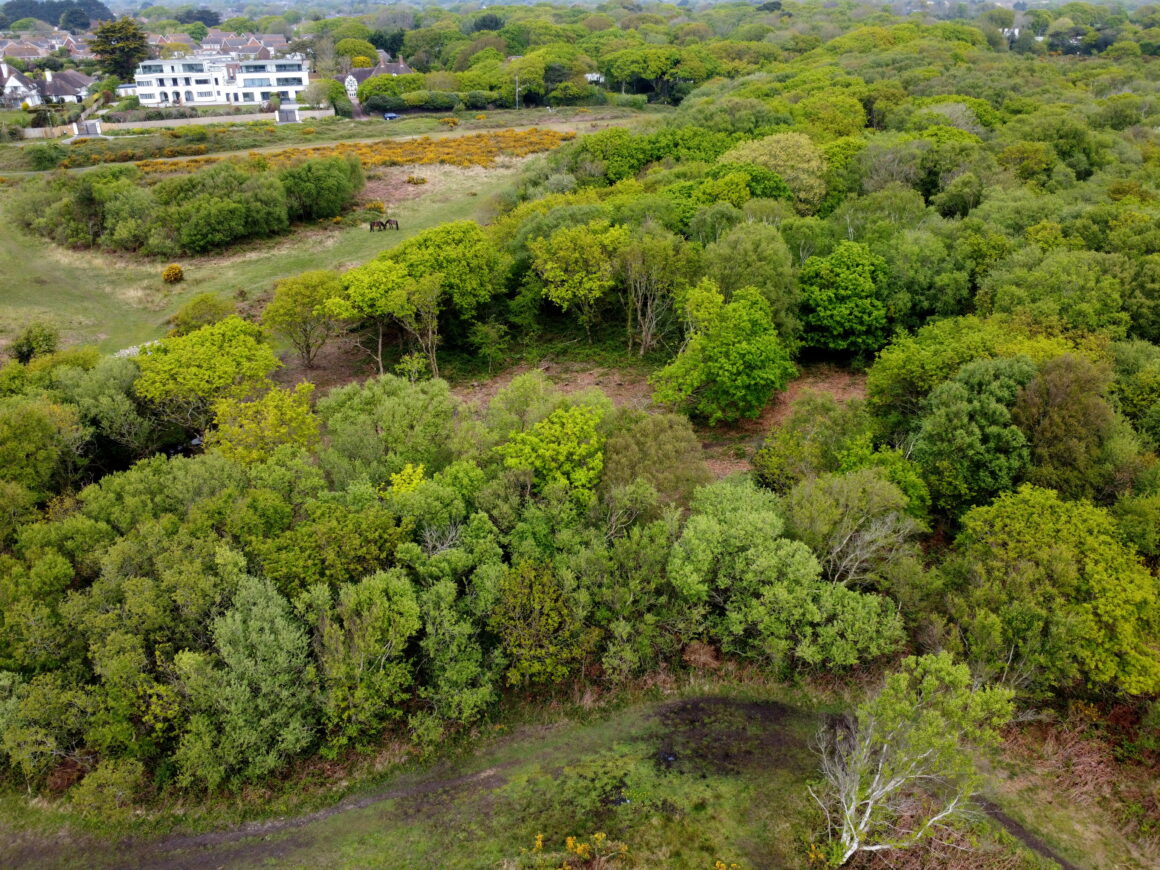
[[978, 798, 1085, 870]]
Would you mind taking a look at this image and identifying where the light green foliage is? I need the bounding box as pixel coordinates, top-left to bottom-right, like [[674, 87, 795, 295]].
[[134, 316, 279, 432], [668, 479, 903, 674], [387, 221, 509, 320], [69, 757, 145, 818], [10, 321, 59, 363], [497, 405, 605, 495], [330, 258, 411, 374], [169, 293, 234, 337], [978, 249, 1130, 338], [617, 228, 700, 355], [813, 652, 1014, 865], [913, 356, 1036, 516], [208, 384, 321, 466], [411, 578, 497, 744], [651, 281, 796, 424], [305, 570, 421, 752], [174, 569, 317, 790], [0, 396, 86, 496], [721, 132, 828, 213], [263, 270, 346, 368], [798, 241, 890, 353], [753, 392, 872, 493], [953, 486, 1160, 695], [529, 219, 629, 338]]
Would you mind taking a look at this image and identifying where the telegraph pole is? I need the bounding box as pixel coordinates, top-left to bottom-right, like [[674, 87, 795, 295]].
[[514, 73, 521, 110]]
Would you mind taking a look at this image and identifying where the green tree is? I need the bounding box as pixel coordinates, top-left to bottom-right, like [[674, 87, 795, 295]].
[[1011, 354, 1123, 501], [0, 397, 86, 496], [497, 405, 605, 495], [668, 478, 903, 673], [703, 222, 798, 344], [90, 17, 150, 79], [811, 653, 1014, 865], [784, 468, 924, 588], [617, 228, 699, 356], [799, 241, 890, 353], [9, 322, 58, 363], [303, 570, 420, 752], [262, 270, 346, 368], [134, 317, 280, 433], [912, 356, 1037, 516], [952, 486, 1160, 695], [387, 221, 509, 321], [652, 281, 796, 424], [721, 132, 828, 213], [529, 219, 629, 340], [279, 156, 363, 222], [334, 37, 379, 60], [489, 561, 586, 686], [169, 294, 233, 337], [174, 566, 318, 789], [207, 384, 320, 465]]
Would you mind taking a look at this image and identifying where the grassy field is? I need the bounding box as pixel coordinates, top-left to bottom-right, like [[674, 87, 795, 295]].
[[0, 105, 656, 172], [0, 160, 524, 353], [0, 678, 1068, 870]]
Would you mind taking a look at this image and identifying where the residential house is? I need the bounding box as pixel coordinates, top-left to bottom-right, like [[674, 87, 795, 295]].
[[132, 54, 310, 106], [40, 68, 95, 103], [0, 61, 41, 107], [335, 56, 414, 102]]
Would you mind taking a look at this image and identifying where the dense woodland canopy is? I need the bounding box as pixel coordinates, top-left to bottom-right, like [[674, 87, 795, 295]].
[[2, 0, 1160, 863]]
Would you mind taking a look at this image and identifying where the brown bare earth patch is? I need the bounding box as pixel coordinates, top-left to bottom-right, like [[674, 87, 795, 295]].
[[450, 359, 655, 411], [652, 697, 810, 777], [698, 364, 868, 479], [271, 334, 370, 394]]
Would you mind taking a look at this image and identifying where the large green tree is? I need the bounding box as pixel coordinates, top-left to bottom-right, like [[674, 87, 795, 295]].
[[652, 281, 796, 424], [90, 16, 150, 79], [952, 485, 1160, 695]]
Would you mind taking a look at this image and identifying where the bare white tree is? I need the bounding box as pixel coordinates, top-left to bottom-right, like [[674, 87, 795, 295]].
[[808, 652, 1013, 866]]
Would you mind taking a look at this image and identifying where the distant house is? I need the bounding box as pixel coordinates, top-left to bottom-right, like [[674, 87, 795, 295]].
[[133, 54, 310, 106], [0, 61, 41, 108], [40, 68, 96, 104], [335, 57, 415, 102]]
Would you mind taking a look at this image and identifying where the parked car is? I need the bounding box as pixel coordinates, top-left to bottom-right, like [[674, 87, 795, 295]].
[[383, 112, 400, 120]]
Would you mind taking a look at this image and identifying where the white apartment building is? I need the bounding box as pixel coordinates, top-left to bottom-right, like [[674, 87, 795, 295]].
[[132, 55, 310, 107]]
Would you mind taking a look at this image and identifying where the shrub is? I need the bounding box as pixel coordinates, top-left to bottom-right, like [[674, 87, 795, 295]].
[[162, 264, 184, 284], [405, 175, 427, 185], [9, 321, 59, 363], [26, 143, 65, 171], [440, 117, 459, 128], [169, 293, 233, 336]]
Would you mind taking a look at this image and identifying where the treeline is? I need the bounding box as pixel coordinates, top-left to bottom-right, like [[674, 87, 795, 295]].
[[8, 155, 364, 256], [2, 5, 1160, 833]]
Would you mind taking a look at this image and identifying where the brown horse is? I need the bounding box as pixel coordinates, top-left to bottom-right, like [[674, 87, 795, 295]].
[[384, 218, 400, 230], [369, 220, 386, 232]]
